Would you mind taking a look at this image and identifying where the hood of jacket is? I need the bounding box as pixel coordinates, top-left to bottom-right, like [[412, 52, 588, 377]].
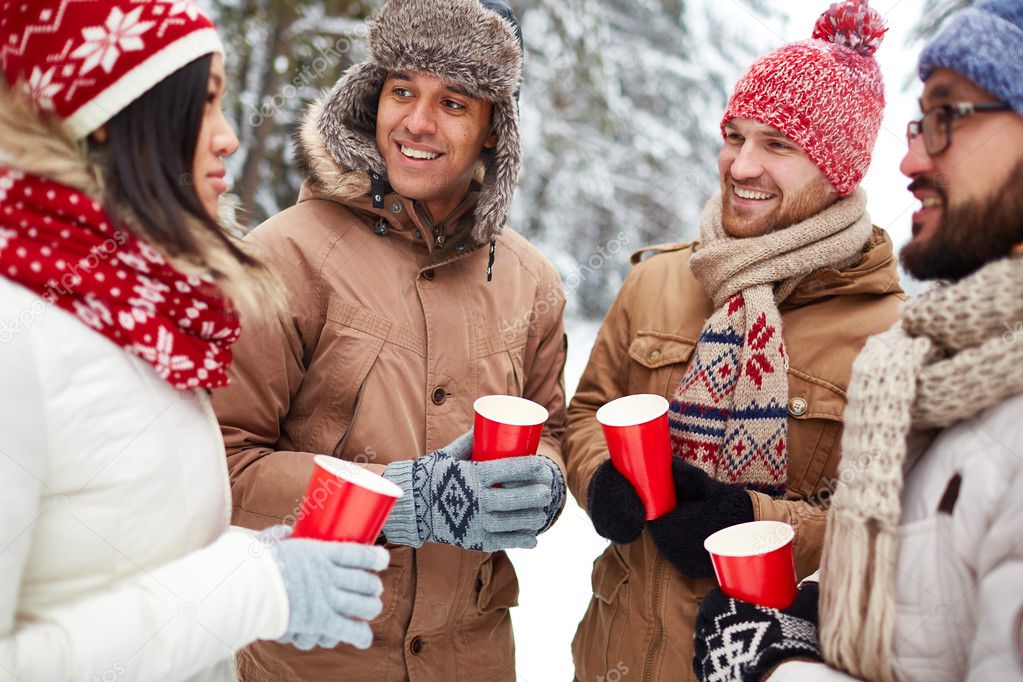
[[294, 0, 523, 246]]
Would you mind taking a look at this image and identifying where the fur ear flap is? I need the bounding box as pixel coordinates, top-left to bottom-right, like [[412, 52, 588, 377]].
[[316, 62, 387, 176], [471, 98, 520, 245]]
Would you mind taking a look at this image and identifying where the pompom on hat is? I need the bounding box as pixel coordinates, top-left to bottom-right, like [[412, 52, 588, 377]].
[[919, 0, 1023, 117], [0, 0, 222, 140], [722, 0, 888, 196]]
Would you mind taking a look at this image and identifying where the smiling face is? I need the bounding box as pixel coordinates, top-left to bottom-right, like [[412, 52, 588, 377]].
[[899, 68, 1023, 281], [191, 53, 239, 220], [717, 118, 838, 238], [375, 71, 497, 222]]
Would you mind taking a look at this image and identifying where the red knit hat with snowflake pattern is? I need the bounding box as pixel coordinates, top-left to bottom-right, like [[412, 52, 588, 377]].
[[722, 1, 887, 196], [0, 0, 221, 140]]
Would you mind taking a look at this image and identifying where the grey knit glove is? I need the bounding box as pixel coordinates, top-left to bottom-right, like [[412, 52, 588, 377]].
[[382, 431, 565, 552], [260, 526, 389, 651]]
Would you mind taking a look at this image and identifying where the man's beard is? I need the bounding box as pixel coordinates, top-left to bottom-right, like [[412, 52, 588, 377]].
[[721, 174, 836, 237], [901, 161, 1023, 281]]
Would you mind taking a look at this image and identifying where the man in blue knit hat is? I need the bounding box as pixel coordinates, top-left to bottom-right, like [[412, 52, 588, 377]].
[[691, 1, 1023, 680]]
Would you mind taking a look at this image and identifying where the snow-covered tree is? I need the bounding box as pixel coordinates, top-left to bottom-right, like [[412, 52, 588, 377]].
[[510, 0, 785, 317]]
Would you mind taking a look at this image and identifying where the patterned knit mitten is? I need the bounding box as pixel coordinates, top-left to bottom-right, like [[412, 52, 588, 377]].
[[647, 458, 754, 578], [693, 582, 823, 682], [382, 433, 564, 552]]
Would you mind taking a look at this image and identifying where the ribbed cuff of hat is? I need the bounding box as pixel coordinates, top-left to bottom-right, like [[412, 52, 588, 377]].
[[381, 460, 423, 548], [919, 1, 1023, 117]]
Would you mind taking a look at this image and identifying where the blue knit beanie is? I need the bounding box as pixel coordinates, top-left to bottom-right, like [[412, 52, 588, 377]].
[[919, 0, 1023, 116]]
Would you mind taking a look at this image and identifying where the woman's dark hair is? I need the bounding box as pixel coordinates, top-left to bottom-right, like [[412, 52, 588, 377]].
[[94, 53, 258, 272]]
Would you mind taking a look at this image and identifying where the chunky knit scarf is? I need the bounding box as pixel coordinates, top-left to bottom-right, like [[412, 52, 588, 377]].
[[668, 189, 873, 496], [0, 168, 240, 390], [819, 254, 1023, 682]]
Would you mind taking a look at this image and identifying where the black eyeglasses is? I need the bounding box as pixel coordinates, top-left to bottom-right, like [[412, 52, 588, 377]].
[[906, 101, 1012, 156]]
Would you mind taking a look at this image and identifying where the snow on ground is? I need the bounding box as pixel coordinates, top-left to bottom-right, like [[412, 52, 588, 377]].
[[509, 318, 605, 682]]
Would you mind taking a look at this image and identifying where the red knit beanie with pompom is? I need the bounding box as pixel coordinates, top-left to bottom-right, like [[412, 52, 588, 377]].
[[722, 0, 887, 195]]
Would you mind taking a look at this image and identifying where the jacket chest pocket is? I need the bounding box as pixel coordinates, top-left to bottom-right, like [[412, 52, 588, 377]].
[[626, 331, 697, 397], [783, 372, 846, 498], [476, 325, 527, 398], [290, 320, 386, 457], [626, 332, 847, 498]]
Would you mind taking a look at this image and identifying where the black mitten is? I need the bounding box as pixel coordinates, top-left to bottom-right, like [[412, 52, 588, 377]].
[[647, 458, 754, 578], [693, 582, 823, 682], [587, 459, 646, 544]]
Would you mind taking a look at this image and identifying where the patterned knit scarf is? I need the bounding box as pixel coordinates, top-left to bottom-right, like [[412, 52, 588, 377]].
[[668, 189, 873, 496], [0, 168, 240, 390], [818, 254, 1023, 682]]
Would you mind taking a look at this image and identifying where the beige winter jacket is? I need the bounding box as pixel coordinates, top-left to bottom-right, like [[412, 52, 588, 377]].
[[567, 230, 903, 682], [211, 106, 567, 681]]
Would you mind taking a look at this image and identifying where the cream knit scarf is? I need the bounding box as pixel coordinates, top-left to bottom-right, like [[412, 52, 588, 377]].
[[669, 189, 872, 494], [819, 254, 1023, 681]]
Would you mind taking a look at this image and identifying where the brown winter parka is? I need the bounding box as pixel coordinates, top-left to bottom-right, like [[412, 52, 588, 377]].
[[211, 100, 567, 681], [567, 229, 903, 682]]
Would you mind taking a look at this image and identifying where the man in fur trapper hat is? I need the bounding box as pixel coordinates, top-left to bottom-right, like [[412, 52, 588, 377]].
[[564, 2, 906, 680], [692, 2, 1023, 681], [212, 1, 567, 679]]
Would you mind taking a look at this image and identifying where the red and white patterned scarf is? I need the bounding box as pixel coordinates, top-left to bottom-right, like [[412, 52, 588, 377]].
[[0, 168, 240, 390], [667, 190, 873, 496]]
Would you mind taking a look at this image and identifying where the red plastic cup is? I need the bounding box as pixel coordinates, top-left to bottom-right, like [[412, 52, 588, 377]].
[[704, 520, 797, 609], [292, 455, 404, 543], [596, 394, 677, 520], [472, 395, 549, 462]]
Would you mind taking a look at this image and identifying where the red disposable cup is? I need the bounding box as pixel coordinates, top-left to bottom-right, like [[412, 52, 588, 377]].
[[596, 394, 677, 520], [292, 455, 404, 543], [472, 395, 549, 462], [704, 520, 797, 609]]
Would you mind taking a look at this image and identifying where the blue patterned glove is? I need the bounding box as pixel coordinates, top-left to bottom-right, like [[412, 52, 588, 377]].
[[382, 431, 565, 552], [694, 582, 823, 682], [260, 526, 389, 651]]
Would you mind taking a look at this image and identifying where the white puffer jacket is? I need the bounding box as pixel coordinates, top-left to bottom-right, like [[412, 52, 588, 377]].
[[0, 278, 289, 681], [774, 392, 1023, 681]]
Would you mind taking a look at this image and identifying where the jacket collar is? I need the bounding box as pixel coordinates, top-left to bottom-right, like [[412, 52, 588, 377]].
[[782, 226, 905, 308]]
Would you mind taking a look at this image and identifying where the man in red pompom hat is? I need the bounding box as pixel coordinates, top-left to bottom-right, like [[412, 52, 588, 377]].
[[564, 2, 904, 679]]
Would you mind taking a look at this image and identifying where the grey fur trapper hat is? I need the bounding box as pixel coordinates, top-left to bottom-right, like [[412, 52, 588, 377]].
[[297, 0, 523, 246]]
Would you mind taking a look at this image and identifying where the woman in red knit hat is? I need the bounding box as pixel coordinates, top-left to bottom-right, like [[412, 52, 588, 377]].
[[0, 2, 388, 679]]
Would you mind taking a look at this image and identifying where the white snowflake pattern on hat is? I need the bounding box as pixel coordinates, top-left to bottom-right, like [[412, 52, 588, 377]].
[[24, 66, 63, 110], [70, 7, 155, 75], [158, 0, 201, 21]]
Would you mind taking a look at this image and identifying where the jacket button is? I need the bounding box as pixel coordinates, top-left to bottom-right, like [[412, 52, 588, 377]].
[[422, 269, 436, 280], [410, 636, 424, 655], [788, 397, 808, 417], [390, 201, 403, 214], [432, 387, 447, 405], [647, 349, 662, 363]]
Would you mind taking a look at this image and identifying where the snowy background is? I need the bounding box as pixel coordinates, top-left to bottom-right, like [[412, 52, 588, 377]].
[[197, 0, 961, 677]]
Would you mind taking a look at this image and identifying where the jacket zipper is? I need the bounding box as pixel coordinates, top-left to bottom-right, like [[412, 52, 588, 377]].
[[413, 201, 444, 247], [643, 554, 666, 682]]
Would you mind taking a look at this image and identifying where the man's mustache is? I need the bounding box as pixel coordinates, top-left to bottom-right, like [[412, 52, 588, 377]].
[[908, 177, 947, 202]]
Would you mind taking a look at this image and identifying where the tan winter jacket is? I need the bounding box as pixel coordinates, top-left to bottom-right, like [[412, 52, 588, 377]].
[[211, 107, 567, 680], [567, 229, 903, 682]]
